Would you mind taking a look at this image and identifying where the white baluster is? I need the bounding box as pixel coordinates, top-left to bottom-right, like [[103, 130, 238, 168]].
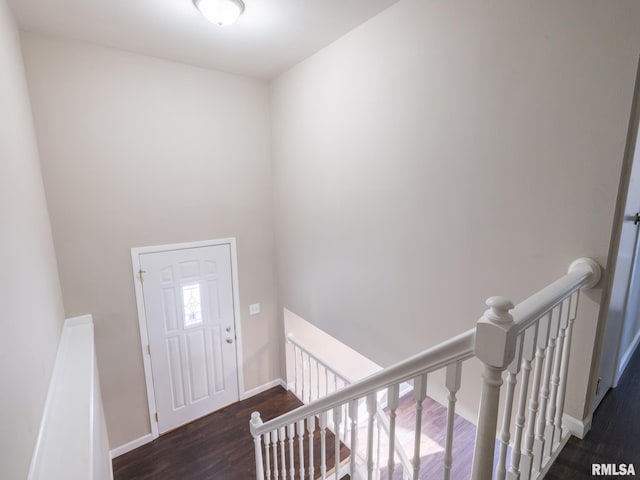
[[264, 432, 271, 480], [496, 335, 523, 480], [366, 393, 377, 480], [307, 357, 312, 403], [343, 403, 349, 444], [325, 368, 329, 397], [288, 424, 295, 480], [533, 306, 561, 472], [316, 360, 321, 401], [545, 297, 573, 455], [297, 420, 306, 480], [387, 384, 400, 480], [412, 373, 428, 479], [555, 292, 578, 441], [320, 412, 328, 480], [305, 352, 309, 402], [471, 297, 516, 480], [300, 349, 306, 403], [308, 416, 315, 480], [250, 412, 265, 480], [279, 427, 287, 480], [333, 406, 342, 479], [293, 344, 299, 398], [507, 325, 538, 480], [444, 362, 462, 480], [545, 311, 565, 458], [272, 430, 279, 480], [520, 313, 550, 480], [309, 355, 314, 402], [376, 415, 382, 480], [307, 352, 312, 402], [265, 432, 272, 480], [349, 400, 359, 479]]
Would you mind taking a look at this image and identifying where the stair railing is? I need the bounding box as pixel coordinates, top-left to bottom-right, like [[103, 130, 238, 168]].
[[286, 334, 353, 478], [287, 334, 351, 405], [252, 328, 475, 480], [250, 258, 601, 480], [472, 258, 600, 480], [286, 334, 414, 479]]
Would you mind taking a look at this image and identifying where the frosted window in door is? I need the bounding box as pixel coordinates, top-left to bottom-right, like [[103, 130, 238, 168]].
[[182, 284, 203, 327]]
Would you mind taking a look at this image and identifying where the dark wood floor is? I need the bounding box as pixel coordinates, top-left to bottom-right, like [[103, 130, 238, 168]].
[[114, 345, 640, 480], [113, 387, 349, 480], [113, 385, 484, 480], [379, 393, 477, 479], [546, 344, 640, 479]]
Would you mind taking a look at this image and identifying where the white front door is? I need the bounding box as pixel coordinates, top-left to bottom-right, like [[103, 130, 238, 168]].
[[139, 244, 239, 433]]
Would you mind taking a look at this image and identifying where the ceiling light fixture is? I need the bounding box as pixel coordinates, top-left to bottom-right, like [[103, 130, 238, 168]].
[[193, 0, 246, 27]]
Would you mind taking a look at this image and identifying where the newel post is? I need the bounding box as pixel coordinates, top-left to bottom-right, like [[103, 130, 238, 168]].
[[250, 412, 265, 480], [471, 296, 517, 480]]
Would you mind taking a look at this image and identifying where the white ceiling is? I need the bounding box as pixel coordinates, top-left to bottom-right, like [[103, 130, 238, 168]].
[[8, 0, 400, 79]]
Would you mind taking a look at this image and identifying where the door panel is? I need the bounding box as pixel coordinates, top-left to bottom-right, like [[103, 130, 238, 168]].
[[140, 244, 239, 433], [167, 337, 185, 409]]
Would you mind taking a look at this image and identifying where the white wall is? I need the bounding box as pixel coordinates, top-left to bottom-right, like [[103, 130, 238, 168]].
[[284, 308, 381, 385], [0, 1, 65, 478], [28, 316, 112, 480], [21, 33, 279, 448], [271, 0, 640, 421], [13, 0, 640, 456]]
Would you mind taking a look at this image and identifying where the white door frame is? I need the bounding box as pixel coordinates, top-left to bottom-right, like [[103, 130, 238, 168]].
[[131, 238, 245, 439], [590, 59, 640, 414]]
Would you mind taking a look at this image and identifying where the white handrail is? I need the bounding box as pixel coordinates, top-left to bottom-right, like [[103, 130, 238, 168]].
[[253, 329, 475, 436], [512, 258, 600, 335]]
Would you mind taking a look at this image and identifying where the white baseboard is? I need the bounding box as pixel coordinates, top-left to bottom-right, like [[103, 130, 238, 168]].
[[240, 378, 287, 400], [562, 413, 592, 439], [110, 433, 154, 459], [111, 379, 286, 459], [615, 328, 640, 386], [536, 432, 572, 479]]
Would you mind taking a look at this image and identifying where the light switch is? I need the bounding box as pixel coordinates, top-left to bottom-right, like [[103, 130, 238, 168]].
[[249, 303, 260, 315]]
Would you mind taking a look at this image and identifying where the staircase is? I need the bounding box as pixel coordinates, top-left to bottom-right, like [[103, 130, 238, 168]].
[[249, 258, 601, 480]]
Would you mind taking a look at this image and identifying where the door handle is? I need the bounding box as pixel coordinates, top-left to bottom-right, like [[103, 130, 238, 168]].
[[635, 212, 640, 225], [226, 338, 233, 344]]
